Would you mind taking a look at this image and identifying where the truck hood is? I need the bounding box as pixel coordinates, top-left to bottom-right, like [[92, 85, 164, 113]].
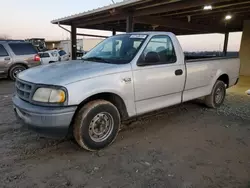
[[18, 60, 130, 85]]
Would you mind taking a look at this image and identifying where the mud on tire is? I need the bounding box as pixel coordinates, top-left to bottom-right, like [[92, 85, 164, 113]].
[[73, 100, 121, 151]]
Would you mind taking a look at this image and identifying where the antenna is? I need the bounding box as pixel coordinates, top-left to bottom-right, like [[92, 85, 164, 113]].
[[111, 0, 115, 4]]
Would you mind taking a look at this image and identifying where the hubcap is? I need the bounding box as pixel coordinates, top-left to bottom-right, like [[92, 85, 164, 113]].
[[89, 112, 114, 142], [13, 68, 24, 78], [215, 87, 224, 104]]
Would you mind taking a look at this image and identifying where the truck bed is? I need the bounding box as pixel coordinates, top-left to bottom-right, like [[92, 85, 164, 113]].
[[183, 57, 240, 102], [186, 55, 239, 63]]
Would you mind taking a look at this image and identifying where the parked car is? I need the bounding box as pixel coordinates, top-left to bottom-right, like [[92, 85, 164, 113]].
[[0, 40, 41, 80], [52, 50, 70, 61], [13, 32, 240, 151], [39, 51, 59, 65], [77, 51, 84, 60]]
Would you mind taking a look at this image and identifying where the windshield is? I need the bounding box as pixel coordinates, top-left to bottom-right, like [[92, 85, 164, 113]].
[[83, 34, 147, 64]]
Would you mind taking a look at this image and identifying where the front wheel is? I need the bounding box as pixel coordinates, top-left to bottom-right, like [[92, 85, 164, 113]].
[[205, 80, 226, 108], [73, 100, 121, 151]]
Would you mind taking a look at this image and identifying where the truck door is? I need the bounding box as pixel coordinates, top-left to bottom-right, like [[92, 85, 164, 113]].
[[132, 35, 185, 115], [0, 44, 11, 75]]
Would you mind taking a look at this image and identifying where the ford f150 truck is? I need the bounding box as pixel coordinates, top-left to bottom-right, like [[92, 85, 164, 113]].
[[13, 32, 240, 151]]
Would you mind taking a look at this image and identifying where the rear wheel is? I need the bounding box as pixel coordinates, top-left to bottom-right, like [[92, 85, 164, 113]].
[[205, 80, 226, 108], [73, 100, 121, 151], [9, 65, 26, 81]]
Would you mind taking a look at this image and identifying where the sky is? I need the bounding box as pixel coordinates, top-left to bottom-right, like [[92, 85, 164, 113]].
[[0, 0, 242, 51]]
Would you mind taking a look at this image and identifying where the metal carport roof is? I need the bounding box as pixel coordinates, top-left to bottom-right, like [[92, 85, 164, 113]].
[[51, 0, 250, 35], [51, 0, 250, 59]]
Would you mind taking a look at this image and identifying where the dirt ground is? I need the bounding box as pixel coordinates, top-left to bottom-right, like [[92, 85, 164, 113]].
[[0, 79, 249, 188]]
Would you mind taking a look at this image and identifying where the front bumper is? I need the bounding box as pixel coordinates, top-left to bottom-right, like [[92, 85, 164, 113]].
[[12, 95, 77, 138], [28, 61, 42, 68]]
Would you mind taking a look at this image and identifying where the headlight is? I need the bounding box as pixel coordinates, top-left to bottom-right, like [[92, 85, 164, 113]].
[[32, 88, 66, 103]]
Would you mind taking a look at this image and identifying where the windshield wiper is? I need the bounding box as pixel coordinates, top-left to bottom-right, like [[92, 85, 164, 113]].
[[83, 57, 110, 63]]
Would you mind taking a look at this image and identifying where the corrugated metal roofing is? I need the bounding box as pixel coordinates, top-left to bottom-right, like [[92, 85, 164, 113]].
[[51, 0, 142, 24]]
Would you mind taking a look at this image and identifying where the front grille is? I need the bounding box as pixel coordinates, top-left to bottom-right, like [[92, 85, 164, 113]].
[[16, 79, 34, 101]]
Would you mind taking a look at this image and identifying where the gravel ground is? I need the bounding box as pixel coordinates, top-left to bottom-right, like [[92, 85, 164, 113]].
[[0, 79, 250, 188]]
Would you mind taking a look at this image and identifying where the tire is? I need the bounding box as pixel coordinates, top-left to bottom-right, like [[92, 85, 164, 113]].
[[73, 100, 121, 151], [9, 65, 27, 81], [205, 80, 226, 108]]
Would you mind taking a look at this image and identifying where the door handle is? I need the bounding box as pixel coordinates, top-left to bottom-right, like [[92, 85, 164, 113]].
[[175, 69, 183, 76], [4, 57, 10, 61]]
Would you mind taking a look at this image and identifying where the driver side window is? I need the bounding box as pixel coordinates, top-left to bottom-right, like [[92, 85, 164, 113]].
[[139, 35, 177, 66]]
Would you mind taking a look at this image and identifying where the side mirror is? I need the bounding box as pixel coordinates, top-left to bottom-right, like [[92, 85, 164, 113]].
[[138, 51, 160, 66]]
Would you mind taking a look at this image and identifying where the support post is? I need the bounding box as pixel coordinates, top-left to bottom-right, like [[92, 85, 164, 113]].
[[71, 24, 77, 60], [112, 29, 116, 36], [223, 32, 229, 56], [240, 20, 250, 76], [126, 15, 134, 33]]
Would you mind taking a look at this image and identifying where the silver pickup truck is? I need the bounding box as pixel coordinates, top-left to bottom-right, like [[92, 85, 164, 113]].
[[13, 32, 240, 151]]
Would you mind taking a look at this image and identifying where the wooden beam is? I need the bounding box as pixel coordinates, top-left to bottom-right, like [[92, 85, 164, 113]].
[[82, 24, 125, 32], [133, 25, 212, 35], [136, 0, 181, 10], [177, 6, 250, 18], [71, 24, 77, 60], [161, 1, 250, 17], [112, 28, 116, 35], [126, 15, 134, 32], [223, 32, 229, 55], [134, 0, 233, 17], [74, 15, 126, 27], [186, 10, 250, 20], [77, 33, 108, 38], [134, 16, 226, 33]]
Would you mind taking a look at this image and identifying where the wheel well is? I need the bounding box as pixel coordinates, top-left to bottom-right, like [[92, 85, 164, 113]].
[[76, 93, 129, 121], [8, 63, 28, 76], [217, 74, 229, 88]]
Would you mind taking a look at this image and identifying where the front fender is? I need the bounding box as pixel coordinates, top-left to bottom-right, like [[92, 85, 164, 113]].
[[65, 72, 136, 117]]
